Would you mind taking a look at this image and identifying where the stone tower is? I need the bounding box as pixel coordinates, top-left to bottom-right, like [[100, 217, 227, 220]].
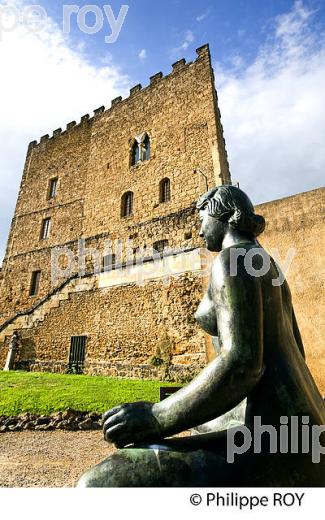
[[0, 44, 231, 378]]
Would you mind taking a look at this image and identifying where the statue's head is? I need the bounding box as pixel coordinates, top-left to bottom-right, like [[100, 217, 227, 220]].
[[196, 185, 265, 251]]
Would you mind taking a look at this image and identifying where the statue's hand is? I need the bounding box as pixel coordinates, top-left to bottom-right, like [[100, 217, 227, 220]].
[[102, 401, 163, 448]]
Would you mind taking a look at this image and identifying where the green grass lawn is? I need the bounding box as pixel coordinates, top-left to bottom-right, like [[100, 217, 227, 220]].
[[0, 371, 178, 416]]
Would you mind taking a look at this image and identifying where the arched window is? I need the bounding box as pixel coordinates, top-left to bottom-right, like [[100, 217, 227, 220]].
[[142, 134, 151, 161], [121, 191, 134, 218], [131, 140, 140, 166], [130, 133, 151, 166], [159, 178, 171, 203]]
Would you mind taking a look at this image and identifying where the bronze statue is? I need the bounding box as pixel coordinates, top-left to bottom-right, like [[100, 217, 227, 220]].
[[77, 185, 325, 487]]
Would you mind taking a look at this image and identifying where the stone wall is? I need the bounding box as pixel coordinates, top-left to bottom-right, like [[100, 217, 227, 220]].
[[0, 270, 206, 381]]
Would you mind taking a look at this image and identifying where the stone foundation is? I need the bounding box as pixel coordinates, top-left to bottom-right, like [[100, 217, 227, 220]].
[[25, 359, 203, 383]]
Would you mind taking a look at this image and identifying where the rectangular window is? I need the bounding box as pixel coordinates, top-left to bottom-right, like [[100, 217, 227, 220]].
[[153, 240, 169, 254], [48, 178, 58, 199], [29, 270, 41, 296], [68, 336, 87, 373], [103, 254, 116, 272], [40, 218, 51, 240]]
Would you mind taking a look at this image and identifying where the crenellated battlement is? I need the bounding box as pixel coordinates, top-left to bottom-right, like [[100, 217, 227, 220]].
[[27, 44, 211, 152], [93, 106, 105, 117], [130, 84, 142, 96]]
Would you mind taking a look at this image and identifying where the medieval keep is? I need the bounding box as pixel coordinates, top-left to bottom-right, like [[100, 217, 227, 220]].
[[0, 44, 324, 390]]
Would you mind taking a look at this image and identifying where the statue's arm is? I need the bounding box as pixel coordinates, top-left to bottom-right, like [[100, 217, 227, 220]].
[[152, 252, 265, 436]]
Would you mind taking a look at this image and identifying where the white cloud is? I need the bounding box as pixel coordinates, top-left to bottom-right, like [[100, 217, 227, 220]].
[[230, 55, 244, 68], [170, 30, 195, 59], [196, 9, 210, 22], [0, 0, 131, 263], [216, 1, 325, 204], [138, 48, 147, 63], [196, 7, 211, 23], [185, 30, 194, 45]]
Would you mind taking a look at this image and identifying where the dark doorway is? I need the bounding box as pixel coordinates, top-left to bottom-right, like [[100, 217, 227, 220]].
[[68, 336, 87, 374]]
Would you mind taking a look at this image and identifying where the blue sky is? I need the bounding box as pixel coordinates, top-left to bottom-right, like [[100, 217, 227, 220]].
[[0, 0, 325, 262], [41, 0, 325, 85]]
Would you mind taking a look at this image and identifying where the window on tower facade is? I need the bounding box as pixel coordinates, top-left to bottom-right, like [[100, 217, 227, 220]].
[[121, 191, 134, 218], [159, 178, 171, 203], [130, 133, 151, 166], [103, 254, 116, 271], [29, 270, 41, 296], [131, 140, 140, 166], [48, 178, 58, 199], [40, 217, 51, 240], [153, 240, 169, 255], [142, 134, 151, 161]]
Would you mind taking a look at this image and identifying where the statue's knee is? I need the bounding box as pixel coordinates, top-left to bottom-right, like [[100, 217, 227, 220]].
[[75, 454, 127, 487], [76, 448, 169, 487], [75, 468, 99, 488]]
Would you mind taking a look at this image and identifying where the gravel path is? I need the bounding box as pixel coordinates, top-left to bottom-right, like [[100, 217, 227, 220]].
[[0, 431, 115, 487]]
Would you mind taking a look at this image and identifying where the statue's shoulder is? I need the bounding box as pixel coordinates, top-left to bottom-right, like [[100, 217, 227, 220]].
[[211, 249, 232, 286], [212, 247, 234, 272], [211, 245, 258, 284]]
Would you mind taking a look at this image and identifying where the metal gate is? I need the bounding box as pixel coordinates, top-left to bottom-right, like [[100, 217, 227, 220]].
[[68, 336, 87, 374]]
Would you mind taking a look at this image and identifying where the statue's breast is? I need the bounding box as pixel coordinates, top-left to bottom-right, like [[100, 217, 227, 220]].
[[195, 292, 218, 337]]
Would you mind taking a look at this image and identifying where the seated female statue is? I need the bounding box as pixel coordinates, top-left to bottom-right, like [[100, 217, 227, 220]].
[[77, 185, 325, 487]]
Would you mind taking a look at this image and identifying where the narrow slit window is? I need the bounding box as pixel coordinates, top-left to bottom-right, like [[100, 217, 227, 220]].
[[29, 270, 41, 296], [48, 178, 58, 199], [40, 218, 51, 240]]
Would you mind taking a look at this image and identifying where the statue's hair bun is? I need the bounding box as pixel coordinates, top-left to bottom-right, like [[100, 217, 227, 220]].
[[196, 185, 265, 238], [228, 208, 265, 237]]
